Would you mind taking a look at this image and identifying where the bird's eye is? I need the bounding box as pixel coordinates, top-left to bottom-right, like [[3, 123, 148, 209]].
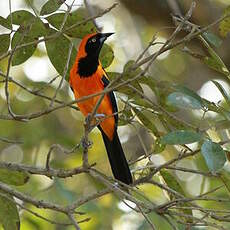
[[91, 38, 96, 43]]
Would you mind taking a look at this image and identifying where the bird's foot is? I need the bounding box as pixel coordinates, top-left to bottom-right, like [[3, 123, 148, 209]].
[[81, 136, 92, 149]]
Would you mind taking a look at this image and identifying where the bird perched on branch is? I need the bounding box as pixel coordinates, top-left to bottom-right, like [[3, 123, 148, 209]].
[[69, 32, 133, 185]]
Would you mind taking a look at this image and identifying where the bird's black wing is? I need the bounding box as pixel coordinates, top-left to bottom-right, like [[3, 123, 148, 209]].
[[101, 74, 118, 128]]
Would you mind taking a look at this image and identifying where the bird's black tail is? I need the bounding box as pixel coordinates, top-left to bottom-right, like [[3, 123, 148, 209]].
[[100, 129, 133, 185]]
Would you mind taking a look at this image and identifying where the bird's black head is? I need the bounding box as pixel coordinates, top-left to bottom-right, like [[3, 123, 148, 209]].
[[85, 32, 114, 57], [78, 32, 114, 77]]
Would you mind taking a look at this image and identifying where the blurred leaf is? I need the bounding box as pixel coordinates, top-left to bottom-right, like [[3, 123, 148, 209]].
[[220, 170, 230, 194], [219, 6, 230, 38], [106, 72, 122, 90], [172, 85, 204, 109], [212, 80, 230, 107], [0, 169, 29, 186], [154, 137, 166, 153], [204, 56, 230, 77], [130, 94, 152, 108], [7, 10, 34, 25], [100, 43, 114, 68], [173, 85, 201, 101], [107, 72, 120, 81], [40, 0, 66, 16], [55, 178, 75, 202], [200, 36, 230, 79], [45, 29, 77, 81], [161, 130, 202, 145], [123, 60, 143, 95], [106, 71, 137, 95], [167, 92, 203, 110], [0, 34, 10, 56], [213, 119, 230, 131], [119, 105, 133, 126], [0, 192, 20, 230], [160, 170, 193, 222], [123, 60, 140, 74], [160, 169, 185, 197], [201, 140, 227, 172], [0, 16, 12, 29], [108, 65, 143, 96], [203, 31, 222, 47], [46, 8, 96, 38], [11, 27, 37, 66], [202, 98, 226, 116], [132, 107, 159, 137], [139, 76, 156, 92]]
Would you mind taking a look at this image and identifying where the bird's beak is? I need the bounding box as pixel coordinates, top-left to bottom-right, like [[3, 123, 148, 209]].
[[99, 33, 114, 43]]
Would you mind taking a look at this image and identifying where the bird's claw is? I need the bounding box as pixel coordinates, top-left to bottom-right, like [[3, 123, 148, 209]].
[[94, 113, 106, 118], [85, 113, 106, 128], [81, 137, 92, 149]]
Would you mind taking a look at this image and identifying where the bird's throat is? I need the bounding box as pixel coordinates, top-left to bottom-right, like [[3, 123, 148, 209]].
[[77, 55, 99, 78]]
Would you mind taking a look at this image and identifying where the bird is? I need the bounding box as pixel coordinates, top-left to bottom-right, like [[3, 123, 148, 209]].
[[69, 32, 133, 185]]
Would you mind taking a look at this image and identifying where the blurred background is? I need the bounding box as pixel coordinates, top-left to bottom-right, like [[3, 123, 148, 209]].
[[0, 0, 230, 229]]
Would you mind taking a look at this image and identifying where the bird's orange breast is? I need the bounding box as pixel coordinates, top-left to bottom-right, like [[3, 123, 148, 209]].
[[70, 64, 115, 140]]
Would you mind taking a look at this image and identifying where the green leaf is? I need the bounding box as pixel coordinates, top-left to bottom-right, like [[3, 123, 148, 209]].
[[161, 130, 202, 145], [174, 85, 203, 104], [220, 170, 230, 195], [213, 119, 230, 131], [160, 169, 185, 197], [201, 140, 227, 172], [11, 17, 49, 65], [26, 17, 49, 38], [11, 28, 37, 66], [130, 97, 152, 109], [132, 107, 159, 137], [55, 178, 75, 202], [219, 6, 230, 38], [123, 60, 143, 95], [204, 56, 230, 77], [104, 72, 135, 96], [7, 10, 34, 25], [45, 29, 77, 81], [0, 16, 12, 29], [167, 85, 204, 110], [203, 31, 222, 47], [46, 8, 96, 38], [212, 80, 230, 107], [154, 138, 166, 153], [0, 169, 29, 186], [99, 43, 114, 68], [106, 72, 120, 81], [139, 76, 156, 92], [108, 64, 143, 96], [0, 192, 20, 230], [200, 35, 230, 79], [0, 34, 10, 56], [167, 92, 203, 110], [123, 60, 140, 74], [119, 105, 133, 126], [40, 0, 66, 16], [160, 170, 193, 222]]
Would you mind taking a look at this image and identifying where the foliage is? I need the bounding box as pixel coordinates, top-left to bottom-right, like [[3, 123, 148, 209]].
[[0, 1, 230, 230]]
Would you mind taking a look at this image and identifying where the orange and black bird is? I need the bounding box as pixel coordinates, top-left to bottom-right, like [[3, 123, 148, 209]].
[[69, 33, 133, 185]]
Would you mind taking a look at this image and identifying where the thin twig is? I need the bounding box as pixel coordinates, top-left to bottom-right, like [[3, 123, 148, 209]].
[[45, 143, 80, 170], [68, 213, 81, 230], [0, 136, 23, 144], [84, 0, 102, 31]]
